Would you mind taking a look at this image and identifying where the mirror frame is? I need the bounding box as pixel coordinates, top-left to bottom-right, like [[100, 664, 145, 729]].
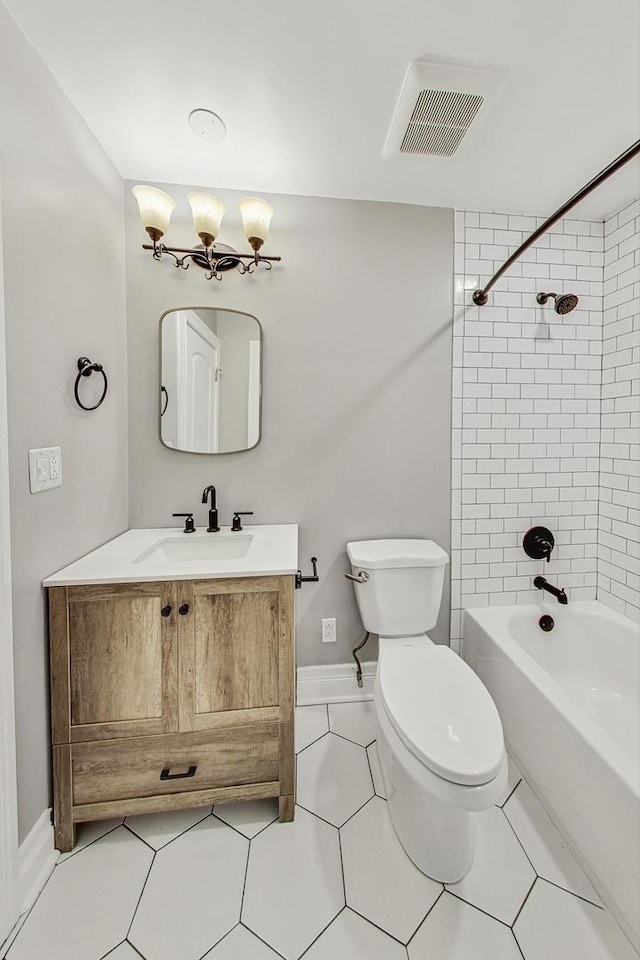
[[158, 305, 263, 455]]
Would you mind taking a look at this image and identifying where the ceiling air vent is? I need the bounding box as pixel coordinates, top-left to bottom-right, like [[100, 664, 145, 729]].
[[384, 58, 507, 162], [400, 89, 484, 157]]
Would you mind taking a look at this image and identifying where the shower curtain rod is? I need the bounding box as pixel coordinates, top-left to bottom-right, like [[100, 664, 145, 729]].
[[472, 139, 640, 306]]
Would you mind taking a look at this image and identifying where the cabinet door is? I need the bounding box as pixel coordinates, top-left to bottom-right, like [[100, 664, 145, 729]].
[[50, 582, 179, 744], [178, 576, 293, 731]]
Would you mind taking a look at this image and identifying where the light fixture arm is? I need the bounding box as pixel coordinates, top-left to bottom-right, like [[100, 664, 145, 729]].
[[142, 242, 281, 281]]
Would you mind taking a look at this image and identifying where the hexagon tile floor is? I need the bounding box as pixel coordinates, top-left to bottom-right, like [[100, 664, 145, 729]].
[[3, 701, 637, 960]]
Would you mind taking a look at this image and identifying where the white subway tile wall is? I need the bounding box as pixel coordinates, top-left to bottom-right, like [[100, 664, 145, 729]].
[[451, 204, 639, 647], [599, 200, 640, 620]]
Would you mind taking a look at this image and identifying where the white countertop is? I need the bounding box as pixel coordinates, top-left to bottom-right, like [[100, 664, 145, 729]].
[[43, 525, 299, 586]]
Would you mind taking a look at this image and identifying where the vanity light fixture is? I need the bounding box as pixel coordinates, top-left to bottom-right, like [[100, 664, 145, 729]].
[[132, 185, 281, 281]]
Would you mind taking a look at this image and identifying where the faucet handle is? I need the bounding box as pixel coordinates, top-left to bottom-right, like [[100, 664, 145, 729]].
[[231, 511, 253, 532], [173, 512, 195, 534]]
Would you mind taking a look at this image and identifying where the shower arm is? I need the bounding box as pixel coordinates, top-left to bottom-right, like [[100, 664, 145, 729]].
[[472, 139, 640, 307]]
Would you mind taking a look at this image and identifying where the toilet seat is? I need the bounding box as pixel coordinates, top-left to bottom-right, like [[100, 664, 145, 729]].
[[378, 643, 504, 786]]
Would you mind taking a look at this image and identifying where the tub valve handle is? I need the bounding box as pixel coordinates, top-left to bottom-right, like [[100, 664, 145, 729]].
[[523, 526, 555, 562]]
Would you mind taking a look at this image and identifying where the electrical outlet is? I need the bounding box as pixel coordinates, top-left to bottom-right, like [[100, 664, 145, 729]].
[[322, 617, 336, 643], [36, 458, 49, 483], [29, 446, 63, 492]]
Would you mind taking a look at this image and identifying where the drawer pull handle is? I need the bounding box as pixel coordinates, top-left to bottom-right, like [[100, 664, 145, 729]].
[[178, 603, 190, 616], [160, 764, 197, 781], [160, 605, 172, 618]]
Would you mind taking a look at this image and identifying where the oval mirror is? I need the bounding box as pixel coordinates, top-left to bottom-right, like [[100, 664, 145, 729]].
[[160, 307, 262, 454]]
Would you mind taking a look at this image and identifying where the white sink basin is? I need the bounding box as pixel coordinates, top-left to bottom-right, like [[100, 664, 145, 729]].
[[134, 534, 253, 564]]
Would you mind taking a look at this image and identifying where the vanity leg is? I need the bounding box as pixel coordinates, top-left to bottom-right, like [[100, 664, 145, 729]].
[[279, 795, 295, 822], [278, 719, 295, 822], [54, 819, 76, 854], [53, 744, 75, 852]]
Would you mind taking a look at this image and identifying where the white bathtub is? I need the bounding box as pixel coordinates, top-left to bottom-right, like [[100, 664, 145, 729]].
[[463, 600, 640, 951]]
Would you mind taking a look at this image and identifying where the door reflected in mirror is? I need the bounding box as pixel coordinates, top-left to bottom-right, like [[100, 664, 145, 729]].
[[160, 307, 262, 454]]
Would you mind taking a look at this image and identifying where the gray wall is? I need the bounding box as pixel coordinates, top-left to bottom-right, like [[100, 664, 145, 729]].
[[0, 3, 128, 840], [126, 184, 453, 665]]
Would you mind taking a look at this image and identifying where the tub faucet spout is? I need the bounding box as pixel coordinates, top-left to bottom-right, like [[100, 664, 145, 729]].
[[534, 576, 568, 605]]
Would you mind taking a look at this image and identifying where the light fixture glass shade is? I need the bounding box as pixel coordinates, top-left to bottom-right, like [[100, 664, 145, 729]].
[[132, 185, 176, 238], [239, 197, 274, 249], [187, 192, 225, 245]]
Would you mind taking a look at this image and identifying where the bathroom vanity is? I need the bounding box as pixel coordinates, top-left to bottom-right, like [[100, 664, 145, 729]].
[[44, 525, 297, 852]]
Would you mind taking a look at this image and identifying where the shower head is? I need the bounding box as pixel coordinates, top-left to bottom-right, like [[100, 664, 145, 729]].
[[536, 291, 579, 315]]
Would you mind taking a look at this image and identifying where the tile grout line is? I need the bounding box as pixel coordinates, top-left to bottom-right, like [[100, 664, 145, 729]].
[[512, 927, 528, 960], [327, 729, 377, 751], [336, 828, 347, 908], [500, 792, 604, 911], [330, 788, 379, 831], [510, 875, 538, 930], [238, 836, 251, 923], [211, 808, 278, 842], [295, 730, 330, 756], [349, 899, 436, 949], [364, 742, 377, 796], [445, 888, 520, 931], [295, 907, 347, 959], [124, 849, 156, 943], [539, 875, 605, 911], [122, 822, 164, 854], [95, 938, 129, 960], [500, 787, 541, 878], [404, 887, 446, 949], [58, 819, 123, 862], [496, 773, 522, 809], [124, 942, 147, 960], [238, 922, 288, 959], [193, 923, 241, 960], [124, 940, 146, 960], [294, 801, 348, 832]]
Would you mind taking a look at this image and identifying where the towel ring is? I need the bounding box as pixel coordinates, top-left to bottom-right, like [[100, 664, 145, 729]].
[[160, 385, 169, 417], [74, 357, 108, 411]]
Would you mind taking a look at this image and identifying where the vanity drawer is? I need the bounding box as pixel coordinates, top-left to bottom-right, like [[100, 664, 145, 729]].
[[71, 722, 280, 805]]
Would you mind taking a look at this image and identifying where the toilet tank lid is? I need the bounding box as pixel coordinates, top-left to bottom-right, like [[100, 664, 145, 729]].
[[347, 539, 449, 569]]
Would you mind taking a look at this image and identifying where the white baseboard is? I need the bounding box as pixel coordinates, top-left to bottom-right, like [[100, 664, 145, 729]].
[[297, 661, 377, 705], [18, 808, 58, 913]]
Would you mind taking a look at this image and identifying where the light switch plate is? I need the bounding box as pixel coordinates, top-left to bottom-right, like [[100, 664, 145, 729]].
[[29, 447, 63, 492]]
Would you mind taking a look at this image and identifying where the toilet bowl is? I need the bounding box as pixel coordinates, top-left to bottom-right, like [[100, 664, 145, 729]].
[[346, 539, 507, 882]]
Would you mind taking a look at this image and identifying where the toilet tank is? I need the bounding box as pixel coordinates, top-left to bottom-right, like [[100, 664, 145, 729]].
[[346, 539, 449, 636]]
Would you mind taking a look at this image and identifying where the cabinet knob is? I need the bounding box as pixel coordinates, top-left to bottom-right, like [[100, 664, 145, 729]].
[[161, 605, 172, 618], [178, 603, 190, 616]]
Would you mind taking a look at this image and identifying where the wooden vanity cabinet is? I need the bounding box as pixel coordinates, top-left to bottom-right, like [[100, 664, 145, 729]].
[[49, 575, 295, 852]]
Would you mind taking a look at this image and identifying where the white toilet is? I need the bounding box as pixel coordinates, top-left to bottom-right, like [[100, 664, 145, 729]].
[[346, 538, 507, 883]]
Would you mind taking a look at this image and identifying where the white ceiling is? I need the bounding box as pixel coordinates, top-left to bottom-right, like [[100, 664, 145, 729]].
[[4, 0, 640, 219]]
